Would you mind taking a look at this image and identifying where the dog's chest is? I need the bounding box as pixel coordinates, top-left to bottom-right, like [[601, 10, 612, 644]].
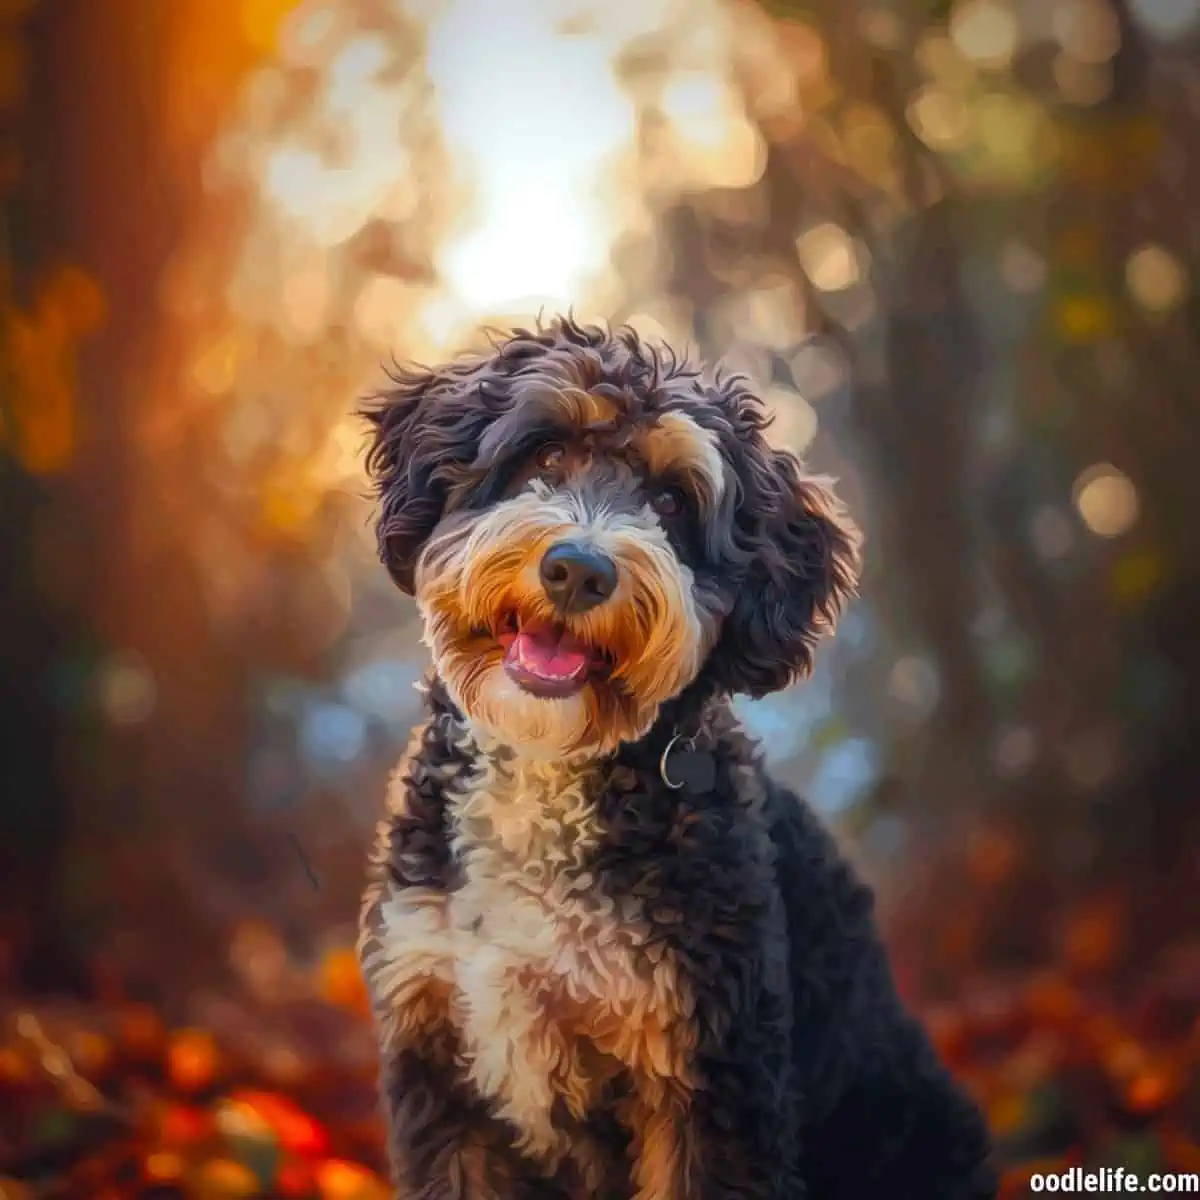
[[367, 743, 694, 1164], [447, 757, 646, 1010], [445, 759, 669, 1153]]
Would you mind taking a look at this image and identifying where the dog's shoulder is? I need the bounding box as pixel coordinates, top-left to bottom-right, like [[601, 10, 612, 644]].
[[758, 772, 883, 998], [761, 775, 874, 915]]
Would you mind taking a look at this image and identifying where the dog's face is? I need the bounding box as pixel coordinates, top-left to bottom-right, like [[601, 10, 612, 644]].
[[363, 319, 859, 757]]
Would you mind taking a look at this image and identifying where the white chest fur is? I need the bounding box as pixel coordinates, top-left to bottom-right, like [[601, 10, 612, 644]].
[[363, 733, 702, 1197], [446, 753, 642, 1158], [366, 732, 695, 1182]]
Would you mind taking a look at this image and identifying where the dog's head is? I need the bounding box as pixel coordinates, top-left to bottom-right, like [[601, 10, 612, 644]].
[[363, 317, 859, 757]]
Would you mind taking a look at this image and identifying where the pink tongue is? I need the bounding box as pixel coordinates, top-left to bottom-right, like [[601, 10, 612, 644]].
[[507, 628, 590, 681]]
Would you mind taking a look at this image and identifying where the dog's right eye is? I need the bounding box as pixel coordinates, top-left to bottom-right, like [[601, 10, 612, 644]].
[[536, 443, 566, 472]]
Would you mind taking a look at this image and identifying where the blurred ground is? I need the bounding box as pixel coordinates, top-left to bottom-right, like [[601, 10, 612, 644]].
[[1, 0, 1198, 1195]]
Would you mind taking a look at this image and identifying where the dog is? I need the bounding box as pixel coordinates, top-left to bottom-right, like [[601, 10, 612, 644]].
[[356, 316, 996, 1199]]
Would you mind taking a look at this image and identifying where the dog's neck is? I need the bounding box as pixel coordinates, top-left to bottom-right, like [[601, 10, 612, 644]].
[[422, 673, 727, 779]]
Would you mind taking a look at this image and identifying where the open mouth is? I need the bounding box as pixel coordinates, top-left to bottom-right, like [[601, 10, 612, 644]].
[[495, 612, 612, 699]]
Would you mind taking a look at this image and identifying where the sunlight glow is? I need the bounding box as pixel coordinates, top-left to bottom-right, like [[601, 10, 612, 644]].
[[424, 0, 639, 318], [180, 0, 796, 540]]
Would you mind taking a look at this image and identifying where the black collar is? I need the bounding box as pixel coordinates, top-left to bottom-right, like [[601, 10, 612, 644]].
[[644, 680, 723, 795], [426, 673, 723, 794]]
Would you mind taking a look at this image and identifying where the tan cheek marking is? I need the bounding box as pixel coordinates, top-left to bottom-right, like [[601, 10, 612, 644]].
[[418, 491, 573, 627], [587, 526, 708, 707]]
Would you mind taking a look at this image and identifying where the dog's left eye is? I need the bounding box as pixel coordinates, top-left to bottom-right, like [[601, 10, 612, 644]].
[[536, 443, 566, 472], [652, 488, 686, 519]]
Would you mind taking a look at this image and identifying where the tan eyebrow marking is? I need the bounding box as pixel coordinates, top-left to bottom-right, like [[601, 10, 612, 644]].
[[636, 410, 726, 504]]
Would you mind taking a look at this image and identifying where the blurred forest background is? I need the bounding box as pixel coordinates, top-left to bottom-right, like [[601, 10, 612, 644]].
[[1, 0, 1199, 1195]]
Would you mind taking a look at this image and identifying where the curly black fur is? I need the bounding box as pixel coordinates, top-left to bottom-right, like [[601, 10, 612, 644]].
[[358, 317, 996, 1199]]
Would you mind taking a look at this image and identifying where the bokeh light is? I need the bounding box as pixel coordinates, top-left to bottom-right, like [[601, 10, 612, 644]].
[[795, 223, 867, 293], [1073, 464, 1141, 538], [1125, 243, 1189, 315], [950, 0, 1020, 69]]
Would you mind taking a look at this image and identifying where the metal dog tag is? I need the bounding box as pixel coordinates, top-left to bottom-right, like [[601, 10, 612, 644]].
[[673, 749, 716, 794], [660, 735, 717, 794]]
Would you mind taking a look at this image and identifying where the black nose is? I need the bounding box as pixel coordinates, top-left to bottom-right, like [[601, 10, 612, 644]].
[[539, 542, 618, 614]]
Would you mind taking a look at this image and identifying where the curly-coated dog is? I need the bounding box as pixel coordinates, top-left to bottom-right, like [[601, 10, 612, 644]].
[[357, 316, 995, 1199]]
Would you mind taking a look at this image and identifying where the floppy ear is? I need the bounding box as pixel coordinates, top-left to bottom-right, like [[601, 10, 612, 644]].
[[708, 447, 861, 698], [361, 360, 496, 594]]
